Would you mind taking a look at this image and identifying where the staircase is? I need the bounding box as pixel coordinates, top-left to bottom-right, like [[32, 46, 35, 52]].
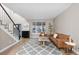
[[0, 4, 20, 52]]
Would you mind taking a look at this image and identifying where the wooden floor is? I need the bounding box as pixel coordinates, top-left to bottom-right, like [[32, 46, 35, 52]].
[[60, 49, 77, 55], [0, 38, 29, 55], [0, 38, 77, 55]]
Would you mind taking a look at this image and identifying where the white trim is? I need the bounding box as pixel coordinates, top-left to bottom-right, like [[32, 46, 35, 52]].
[[0, 41, 19, 53]]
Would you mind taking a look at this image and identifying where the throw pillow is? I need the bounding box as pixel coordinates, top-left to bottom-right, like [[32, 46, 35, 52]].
[[53, 33, 58, 38], [69, 36, 72, 42]]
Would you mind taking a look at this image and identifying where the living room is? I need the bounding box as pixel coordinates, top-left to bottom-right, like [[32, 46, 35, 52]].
[[0, 3, 79, 55]]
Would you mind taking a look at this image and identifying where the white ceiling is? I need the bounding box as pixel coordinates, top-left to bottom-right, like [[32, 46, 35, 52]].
[[3, 3, 71, 19]]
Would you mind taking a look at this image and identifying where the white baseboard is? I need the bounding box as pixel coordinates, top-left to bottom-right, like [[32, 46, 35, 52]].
[[0, 41, 19, 53]]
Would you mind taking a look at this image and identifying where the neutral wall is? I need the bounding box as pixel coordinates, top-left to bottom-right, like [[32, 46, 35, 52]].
[[0, 28, 16, 51], [12, 13, 29, 31], [54, 3, 79, 51], [27, 19, 54, 38], [3, 4, 29, 31]]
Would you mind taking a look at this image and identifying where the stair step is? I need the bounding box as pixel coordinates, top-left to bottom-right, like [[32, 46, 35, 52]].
[[5, 24, 9, 29], [0, 21, 1, 25], [0, 20, 2, 25], [0, 19, 7, 26], [0, 4, 20, 41], [1, 21, 6, 26], [1, 23, 8, 29], [1, 21, 7, 25], [1, 25, 5, 29], [0, 24, 13, 35], [9, 31, 13, 35], [10, 32, 13, 34], [8, 29, 13, 32], [1, 22, 7, 26]]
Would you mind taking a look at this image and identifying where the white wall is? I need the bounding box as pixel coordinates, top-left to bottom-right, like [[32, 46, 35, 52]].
[[54, 3, 79, 52], [12, 13, 29, 31], [28, 19, 54, 38], [3, 4, 29, 31], [0, 28, 16, 51]]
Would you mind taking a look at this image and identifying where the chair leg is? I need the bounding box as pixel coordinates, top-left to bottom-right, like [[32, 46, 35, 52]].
[[68, 47, 73, 52], [63, 48, 68, 53], [59, 48, 61, 50]]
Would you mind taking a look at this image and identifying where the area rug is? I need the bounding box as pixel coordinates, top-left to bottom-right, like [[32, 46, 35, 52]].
[[16, 38, 62, 55]]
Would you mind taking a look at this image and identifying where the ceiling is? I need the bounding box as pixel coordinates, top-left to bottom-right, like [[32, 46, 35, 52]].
[[3, 3, 71, 19]]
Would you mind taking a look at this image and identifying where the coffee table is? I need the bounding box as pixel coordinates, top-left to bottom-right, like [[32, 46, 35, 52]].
[[39, 36, 49, 47]]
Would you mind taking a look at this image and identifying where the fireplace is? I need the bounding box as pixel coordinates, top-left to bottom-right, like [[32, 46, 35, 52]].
[[22, 31, 30, 38]]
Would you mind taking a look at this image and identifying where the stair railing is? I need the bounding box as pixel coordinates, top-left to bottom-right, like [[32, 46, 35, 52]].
[[0, 3, 20, 40]]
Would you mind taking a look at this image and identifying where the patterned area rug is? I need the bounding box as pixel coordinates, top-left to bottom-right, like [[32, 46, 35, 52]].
[[16, 38, 62, 55]]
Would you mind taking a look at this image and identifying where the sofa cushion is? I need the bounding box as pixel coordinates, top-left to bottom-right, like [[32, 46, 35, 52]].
[[53, 33, 58, 38], [57, 33, 69, 39]]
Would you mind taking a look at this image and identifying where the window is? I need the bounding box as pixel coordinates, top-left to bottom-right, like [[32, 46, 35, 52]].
[[32, 22, 45, 33]]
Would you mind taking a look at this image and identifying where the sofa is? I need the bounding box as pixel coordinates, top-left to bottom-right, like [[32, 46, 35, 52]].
[[49, 33, 73, 49]]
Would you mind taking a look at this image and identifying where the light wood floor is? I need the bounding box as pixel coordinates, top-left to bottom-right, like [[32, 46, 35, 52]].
[[59, 49, 77, 55], [0, 38, 77, 55], [0, 38, 29, 55]]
